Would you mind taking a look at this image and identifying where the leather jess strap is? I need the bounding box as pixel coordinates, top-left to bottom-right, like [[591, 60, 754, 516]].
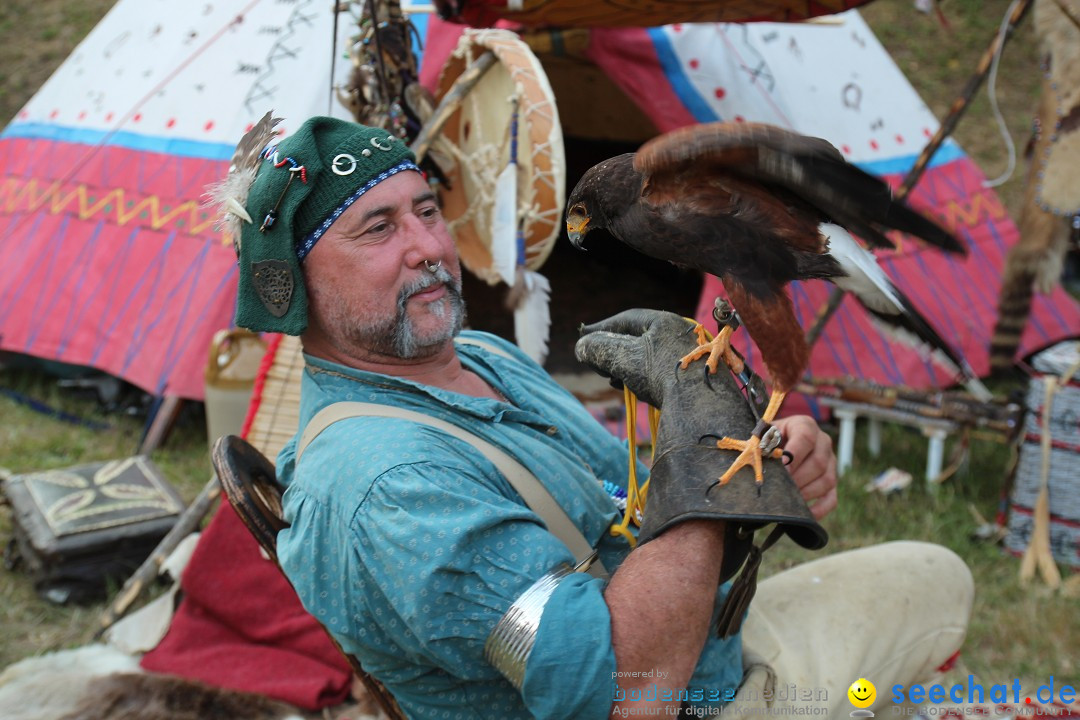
[[295, 401, 608, 580]]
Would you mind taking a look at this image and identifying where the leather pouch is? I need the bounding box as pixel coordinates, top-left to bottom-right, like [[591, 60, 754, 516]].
[[3, 456, 185, 604]]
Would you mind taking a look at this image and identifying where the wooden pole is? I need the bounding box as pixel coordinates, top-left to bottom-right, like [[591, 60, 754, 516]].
[[93, 475, 221, 638], [895, 0, 1036, 201], [138, 396, 185, 454], [803, 284, 848, 347], [410, 51, 497, 161]]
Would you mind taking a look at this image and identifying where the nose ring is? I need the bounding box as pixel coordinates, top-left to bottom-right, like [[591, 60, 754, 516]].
[[424, 260, 442, 273]]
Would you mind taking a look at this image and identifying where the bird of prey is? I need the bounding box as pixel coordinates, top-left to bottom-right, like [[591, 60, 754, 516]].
[[566, 121, 966, 485]]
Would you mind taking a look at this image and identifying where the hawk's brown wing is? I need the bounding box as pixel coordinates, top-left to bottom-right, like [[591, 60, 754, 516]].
[[639, 159, 827, 258], [635, 122, 964, 254]]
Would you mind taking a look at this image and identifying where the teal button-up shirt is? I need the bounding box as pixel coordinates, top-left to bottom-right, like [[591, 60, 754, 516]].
[[276, 331, 743, 719]]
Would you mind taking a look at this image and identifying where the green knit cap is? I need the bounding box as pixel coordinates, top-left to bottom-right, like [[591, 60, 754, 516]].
[[234, 116, 417, 335]]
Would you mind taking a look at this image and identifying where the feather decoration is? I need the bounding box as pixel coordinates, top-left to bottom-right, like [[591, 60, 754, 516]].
[[822, 223, 992, 401], [491, 160, 519, 286], [205, 111, 283, 255], [513, 268, 551, 365], [822, 223, 903, 314], [491, 98, 521, 287]]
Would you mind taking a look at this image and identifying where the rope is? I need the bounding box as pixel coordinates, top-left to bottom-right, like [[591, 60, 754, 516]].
[[246, 334, 305, 461], [610, 386, 644, 548], [608, 386, 662, 547], [0, 387, 110, 430], [982, 0, 1022, 188], [443, 141, 501, 237], [240, 333, 284, 440]]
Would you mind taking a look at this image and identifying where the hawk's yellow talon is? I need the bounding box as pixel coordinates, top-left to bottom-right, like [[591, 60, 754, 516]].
[[713, 435, 786, 485], [711, 390, 788, 486], [679, 324, 744, 376]]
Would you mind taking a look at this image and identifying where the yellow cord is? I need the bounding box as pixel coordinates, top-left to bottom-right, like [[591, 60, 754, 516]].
[[609, 386, 665, 548], [609, 386, 641, 547], [648, 406, 660, 462], [609, 317, 708, 547]]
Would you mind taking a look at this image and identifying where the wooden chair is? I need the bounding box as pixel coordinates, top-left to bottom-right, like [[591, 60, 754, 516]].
[[211, 434, 406, 720]]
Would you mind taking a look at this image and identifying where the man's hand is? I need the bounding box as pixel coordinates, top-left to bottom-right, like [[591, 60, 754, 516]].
[[774, 415, 837, 520]]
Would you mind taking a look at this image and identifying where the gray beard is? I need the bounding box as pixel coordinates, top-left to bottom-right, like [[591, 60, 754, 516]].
[[336, 266, 466, 360]]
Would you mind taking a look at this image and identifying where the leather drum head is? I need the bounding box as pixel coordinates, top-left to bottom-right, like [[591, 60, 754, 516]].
[[434, 29, 565, 285]]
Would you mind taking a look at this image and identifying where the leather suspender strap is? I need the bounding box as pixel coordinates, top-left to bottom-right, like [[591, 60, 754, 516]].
[[296, 397, 608, 580], [452, 336, 508, 358]]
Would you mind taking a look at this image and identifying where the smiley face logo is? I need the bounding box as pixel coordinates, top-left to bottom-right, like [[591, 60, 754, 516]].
[[848, 678, 876, 709]]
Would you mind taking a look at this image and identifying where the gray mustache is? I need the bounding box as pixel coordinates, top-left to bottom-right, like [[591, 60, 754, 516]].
[[398, 266, 460, 305]]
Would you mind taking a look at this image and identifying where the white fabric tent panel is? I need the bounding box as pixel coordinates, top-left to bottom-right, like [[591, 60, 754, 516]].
[[12, 0, 356, 152], [654, 11, 952, 168]]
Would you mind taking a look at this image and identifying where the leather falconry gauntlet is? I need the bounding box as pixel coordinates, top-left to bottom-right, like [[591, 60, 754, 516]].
[[576, 309, 827, 636]]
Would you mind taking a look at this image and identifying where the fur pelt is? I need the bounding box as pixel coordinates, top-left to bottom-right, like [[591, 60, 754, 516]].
[[0, 644, 141, 720], [990, 0, 1080, 372], [58, 673, 304, 720]]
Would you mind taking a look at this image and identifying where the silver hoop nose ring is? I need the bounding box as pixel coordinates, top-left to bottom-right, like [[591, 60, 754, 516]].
[[424, 260, 442, 273]]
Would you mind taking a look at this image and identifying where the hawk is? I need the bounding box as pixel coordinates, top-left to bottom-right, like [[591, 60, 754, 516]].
[[566, 121, 966, 484]]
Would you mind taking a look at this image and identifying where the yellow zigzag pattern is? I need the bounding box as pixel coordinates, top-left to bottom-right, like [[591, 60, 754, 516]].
[[0, 176, 1007, 249], [884, 192, 1008, 255], [940, 191, 1008, 229], [0, 176, 221, 237]]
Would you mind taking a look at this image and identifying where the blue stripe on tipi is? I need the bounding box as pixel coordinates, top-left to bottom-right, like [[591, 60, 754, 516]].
[[792, 281, 850, 375], [152, 257, 237, 394], [0, 212, 34, 312], [119, 233, 185, 371], [646, 27, 721, 124], [984, 209, 1011, 256], [852, 142, 965, 177], [138, 148, 175, 196], [945, 230, 998, 340], [840, 302, 904, 383], [0, 212, 46, 322], [882, 253, 960, 352], [834, 307, 868, 377], [56, 220, 116, 356], [909, 251, 968, 343], [943, 234, 993, 343], [2, 123, 235, 161], [89, 227, 141, 362]]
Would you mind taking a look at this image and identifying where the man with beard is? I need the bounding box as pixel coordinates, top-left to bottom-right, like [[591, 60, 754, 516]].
[[224, 117, 972, 720]]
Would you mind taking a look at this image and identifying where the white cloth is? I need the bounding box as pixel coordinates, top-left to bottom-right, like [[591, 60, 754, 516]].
[[734, 541, 974, 715], [104, 532, 202, 655]]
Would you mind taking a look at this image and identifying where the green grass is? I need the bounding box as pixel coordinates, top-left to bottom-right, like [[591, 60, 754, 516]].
[[0, 0, 116, 126]]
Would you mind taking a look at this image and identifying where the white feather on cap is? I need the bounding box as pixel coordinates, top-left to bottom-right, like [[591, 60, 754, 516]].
[[204, 111, 283, 254]]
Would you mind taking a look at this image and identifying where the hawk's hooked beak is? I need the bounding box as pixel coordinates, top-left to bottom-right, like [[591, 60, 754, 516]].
[[566, 211, 591, 249]]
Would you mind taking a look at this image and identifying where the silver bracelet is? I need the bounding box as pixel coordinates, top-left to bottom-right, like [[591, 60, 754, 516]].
[[483, 564, 574, 689]]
